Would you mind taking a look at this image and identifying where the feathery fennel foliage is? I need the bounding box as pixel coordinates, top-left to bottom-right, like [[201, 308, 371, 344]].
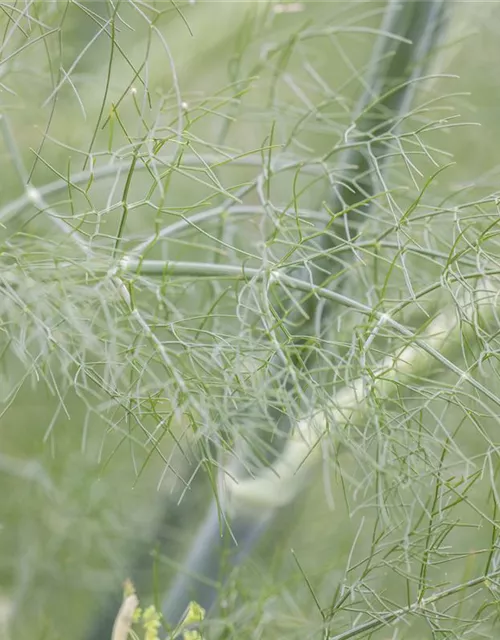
[[1, 2, 500, 639]]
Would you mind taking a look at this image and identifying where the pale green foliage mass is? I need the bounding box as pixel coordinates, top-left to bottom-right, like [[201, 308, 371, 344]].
[[1, 2, 500, 639]]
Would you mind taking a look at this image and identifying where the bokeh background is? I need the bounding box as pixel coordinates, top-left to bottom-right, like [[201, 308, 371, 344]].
[[1, 2, 500, 639]]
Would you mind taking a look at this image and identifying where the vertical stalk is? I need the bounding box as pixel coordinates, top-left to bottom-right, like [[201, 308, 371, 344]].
[[159, 0, 451, 628]]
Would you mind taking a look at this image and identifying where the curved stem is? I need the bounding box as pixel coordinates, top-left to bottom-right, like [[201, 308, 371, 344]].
[[0, 154, 326, 227], [158, 1, 454, 628], [81, 2, 455, 634]]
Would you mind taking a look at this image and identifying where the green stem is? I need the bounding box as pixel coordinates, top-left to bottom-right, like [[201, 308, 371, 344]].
[[328, 568, 500, 640]]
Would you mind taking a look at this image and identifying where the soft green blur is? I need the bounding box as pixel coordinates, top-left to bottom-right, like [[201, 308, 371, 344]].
[[1, 2, 500, 639]]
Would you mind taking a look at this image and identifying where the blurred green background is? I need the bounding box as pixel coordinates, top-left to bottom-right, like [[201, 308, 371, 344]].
[[1, 2, 500, 639]]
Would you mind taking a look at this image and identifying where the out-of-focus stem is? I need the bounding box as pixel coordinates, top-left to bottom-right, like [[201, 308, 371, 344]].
[[225, 278, 498, 512], [160, 0, 452, 628]]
